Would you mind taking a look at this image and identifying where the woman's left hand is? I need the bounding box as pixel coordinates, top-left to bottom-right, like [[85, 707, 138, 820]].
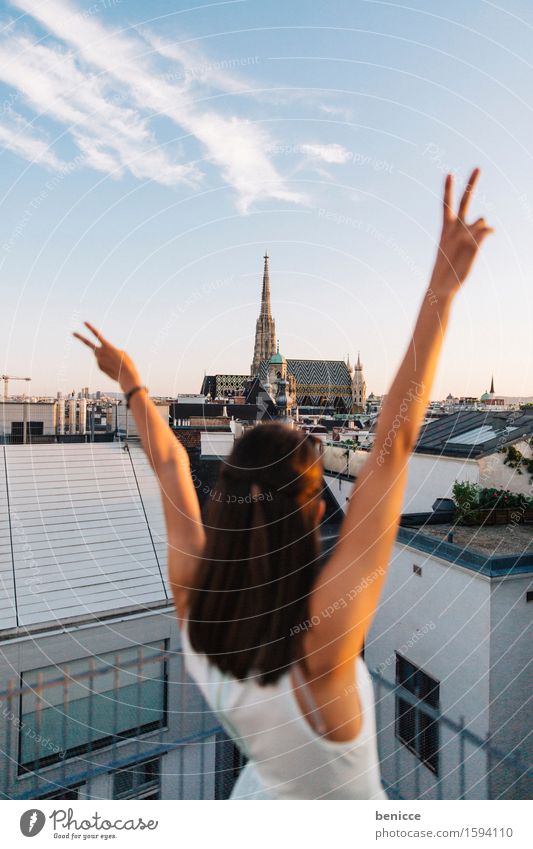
[[73, 322, 140, 392]]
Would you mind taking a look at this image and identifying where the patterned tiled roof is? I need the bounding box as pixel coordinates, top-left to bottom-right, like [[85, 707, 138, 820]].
[[201, 374, 249, 398], [260, 359, 353, 406]]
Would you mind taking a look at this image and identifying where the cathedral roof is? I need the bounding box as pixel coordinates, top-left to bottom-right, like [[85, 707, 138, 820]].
[[285, 359, 352, 387], [259, 358, 353, 405]]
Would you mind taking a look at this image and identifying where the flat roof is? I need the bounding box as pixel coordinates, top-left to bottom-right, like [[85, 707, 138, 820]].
[[398, 518, 533, 576], [413, 522, 533, 557], [0, 400, 55, 405]]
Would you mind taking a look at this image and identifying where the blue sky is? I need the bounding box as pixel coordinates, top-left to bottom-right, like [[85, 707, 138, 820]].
[[1, 0, 532, 397]]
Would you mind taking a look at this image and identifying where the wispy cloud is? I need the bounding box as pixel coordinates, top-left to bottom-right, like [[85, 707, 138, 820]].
[[0, 33, 199, 185], [319, 103, 354, 122], [2, 0, 307, 210], [0, 109, 66, 169], [301, 143, 353, 165]]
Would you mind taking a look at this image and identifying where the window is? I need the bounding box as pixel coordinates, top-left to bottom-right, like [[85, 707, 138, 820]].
[[395, 654, 439, 774], [10, 421, 44, 442], [113, 758, 160, 800], [27, 421, 44, 437], [39, 784, 83, 800], [19, 641, 167, 773]]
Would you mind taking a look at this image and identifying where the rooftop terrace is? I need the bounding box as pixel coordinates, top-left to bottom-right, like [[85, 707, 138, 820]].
[[398, 515, 533, 577]]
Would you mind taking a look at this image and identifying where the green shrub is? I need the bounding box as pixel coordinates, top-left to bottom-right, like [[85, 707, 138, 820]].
[[452, 481, 480, 520], [453, 481, 533, 522]]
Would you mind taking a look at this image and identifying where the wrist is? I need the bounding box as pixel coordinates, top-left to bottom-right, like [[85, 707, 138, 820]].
[[119, 367, 142, 394], [426, 274, 457, 307]]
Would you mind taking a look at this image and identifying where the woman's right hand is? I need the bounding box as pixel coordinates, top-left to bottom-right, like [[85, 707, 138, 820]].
[[429, 168, 493, 300], [73, 322, 141, 393]]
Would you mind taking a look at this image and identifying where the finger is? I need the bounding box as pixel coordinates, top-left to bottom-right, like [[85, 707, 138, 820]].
[[443, 174, 454, 222], [73, 332, 97, 352], [84, 321, 110, 346], [475, 226, 494, 243], [471, 217, 487, 229], [458, 167, 480, 220]]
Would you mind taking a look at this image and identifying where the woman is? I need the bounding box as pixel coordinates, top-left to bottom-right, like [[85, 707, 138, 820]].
[[75, 170, 492, 799]]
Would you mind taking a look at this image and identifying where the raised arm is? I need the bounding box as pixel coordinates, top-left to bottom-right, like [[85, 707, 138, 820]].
[[73, 323, 204, 619], [305, 169, 493, 677]]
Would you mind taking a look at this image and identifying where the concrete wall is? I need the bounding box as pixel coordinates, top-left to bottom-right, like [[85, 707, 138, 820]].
[[488, 574, 533, 800], [324, 452, 480, 515], [324, 440, 533, 519], [403, 453, 479, 513], [200, 431, 235, 458], [0, 402, 56, 437], [366, 543, 491, 799]]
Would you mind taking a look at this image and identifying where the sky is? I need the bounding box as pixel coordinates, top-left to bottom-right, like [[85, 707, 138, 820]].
[[0, 0, 532, 398]]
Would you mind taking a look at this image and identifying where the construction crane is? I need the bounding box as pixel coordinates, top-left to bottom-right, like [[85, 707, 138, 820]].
[[1, 375, 31, 401]]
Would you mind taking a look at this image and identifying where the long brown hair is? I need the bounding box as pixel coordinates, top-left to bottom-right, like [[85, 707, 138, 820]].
[[187, 422, 324, 685]]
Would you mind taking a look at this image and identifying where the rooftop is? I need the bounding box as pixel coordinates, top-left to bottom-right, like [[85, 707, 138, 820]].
[[0, 442, 168, 635], [398, 515, 533, 577], [415, 410, 533, 458], [414, 522, 533, 557]]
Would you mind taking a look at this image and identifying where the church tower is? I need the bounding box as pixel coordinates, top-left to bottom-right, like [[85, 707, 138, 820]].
[[251, 253, 277, 375], [352, 352, 367, 411]]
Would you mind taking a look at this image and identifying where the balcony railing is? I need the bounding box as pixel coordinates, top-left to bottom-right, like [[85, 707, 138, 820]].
[[372, 672, 532, 801], [0, 651, 530, 800]]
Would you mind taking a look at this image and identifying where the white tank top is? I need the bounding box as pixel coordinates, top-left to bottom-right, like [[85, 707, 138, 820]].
[[181, 623, 387, 800]]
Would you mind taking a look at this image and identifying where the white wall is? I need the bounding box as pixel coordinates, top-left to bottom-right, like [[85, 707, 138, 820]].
[[366, 542, 491, 799], [403, 453, 479, 513], [488, 574, 533, 800], [0, 402, 56, 437], [324, 441, 533, 518], [324, 452, 480, 515], [200, 431, 235, 457]]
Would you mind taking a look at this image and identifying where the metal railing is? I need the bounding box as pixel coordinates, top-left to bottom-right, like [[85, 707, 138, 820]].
[[0, 651, 530, 800], [0, 648, 238, 801], [371, 671, 532, 801]]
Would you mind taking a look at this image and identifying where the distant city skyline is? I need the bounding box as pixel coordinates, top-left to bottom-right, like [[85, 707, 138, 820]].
[[1, 0, 532, 397]]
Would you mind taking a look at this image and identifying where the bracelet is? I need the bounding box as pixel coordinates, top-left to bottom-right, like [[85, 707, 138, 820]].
[[125, 385, 148, 408]]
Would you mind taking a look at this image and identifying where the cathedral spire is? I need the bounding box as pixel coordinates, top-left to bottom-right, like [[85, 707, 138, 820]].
[[261, 253, 272, 317], [251, 253, 277, 375], [490, 374, 495, 395]]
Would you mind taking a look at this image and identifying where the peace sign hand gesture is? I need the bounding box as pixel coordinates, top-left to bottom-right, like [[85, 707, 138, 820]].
[[73, 322, 140, 392], [431, 168, 494, 297]]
